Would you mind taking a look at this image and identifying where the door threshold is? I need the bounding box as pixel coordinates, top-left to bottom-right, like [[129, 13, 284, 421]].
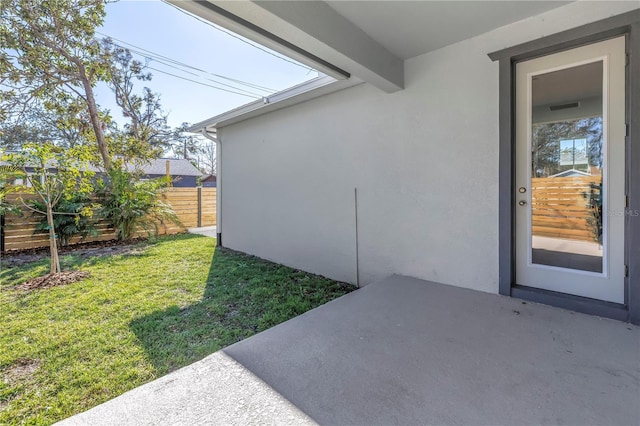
[[511, 285, 629, 322]]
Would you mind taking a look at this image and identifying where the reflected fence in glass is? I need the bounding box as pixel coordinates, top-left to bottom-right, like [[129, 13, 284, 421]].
[[530, 61, 604, 273]]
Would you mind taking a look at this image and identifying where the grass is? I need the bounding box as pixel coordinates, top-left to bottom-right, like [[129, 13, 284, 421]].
[[0, 234, 354, 425]]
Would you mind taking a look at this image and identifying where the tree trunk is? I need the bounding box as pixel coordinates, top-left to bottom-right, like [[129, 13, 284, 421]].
[[46, 202, 61, 275], [78, 67, 112, 170]]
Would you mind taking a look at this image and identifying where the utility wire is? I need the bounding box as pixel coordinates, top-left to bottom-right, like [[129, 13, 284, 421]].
[[145, 66, 261, 99], [110, 42, 267, 98], [96, 31, 277, 93], [143, 54, 266, 97], [159, 0, 315, 72]]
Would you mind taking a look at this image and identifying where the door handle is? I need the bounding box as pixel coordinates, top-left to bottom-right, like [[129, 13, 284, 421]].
[[518, 200, 527, 206]]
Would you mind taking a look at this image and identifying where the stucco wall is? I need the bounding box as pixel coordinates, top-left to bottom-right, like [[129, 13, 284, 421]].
[[217, 2, 639, 293]]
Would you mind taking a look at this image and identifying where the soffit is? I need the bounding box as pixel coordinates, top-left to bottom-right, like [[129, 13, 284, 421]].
[[326, 1, 572, 59]]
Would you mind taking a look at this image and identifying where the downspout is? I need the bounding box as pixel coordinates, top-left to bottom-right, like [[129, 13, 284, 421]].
[[201, 129, 222, 247]]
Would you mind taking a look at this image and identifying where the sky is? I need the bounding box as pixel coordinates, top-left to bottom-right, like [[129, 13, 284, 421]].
[[94, 0, 318, 129]]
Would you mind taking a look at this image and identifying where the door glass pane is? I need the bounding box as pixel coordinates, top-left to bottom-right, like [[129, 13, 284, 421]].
[[530, 61, 603, 273]]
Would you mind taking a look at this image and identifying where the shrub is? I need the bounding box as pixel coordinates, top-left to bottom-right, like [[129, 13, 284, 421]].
[[95, 167, 180, 240], [0, 164, 24, 216]]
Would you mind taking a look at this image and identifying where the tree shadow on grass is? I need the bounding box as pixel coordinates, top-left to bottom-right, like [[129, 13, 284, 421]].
[[129, 246, 354, 376]]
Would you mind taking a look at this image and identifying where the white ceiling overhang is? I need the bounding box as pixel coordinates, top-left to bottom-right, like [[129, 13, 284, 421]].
[[169, 0, 404, 92], [326, 1, 573, 60], [172, 1, 572, 94]]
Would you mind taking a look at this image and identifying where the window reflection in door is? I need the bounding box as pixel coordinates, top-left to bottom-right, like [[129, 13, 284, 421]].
[[530, 61, 604, 273]]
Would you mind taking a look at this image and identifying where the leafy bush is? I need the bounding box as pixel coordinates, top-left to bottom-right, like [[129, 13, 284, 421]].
[[0, 164, 24, 216], [32, 195, 98, 246], [95, 167, 180, 240]]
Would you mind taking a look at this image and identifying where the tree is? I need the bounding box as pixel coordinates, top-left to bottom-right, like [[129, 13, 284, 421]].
[[0, 119, 48, 151], [3, 143, 96, 274], [105, 40, 173, 160], [0, 0, 113, 169], [32, 194, 98, 246], [532, 116, 602, 177], [171, 123, 203, 160], [0, 99, 90, 150], [105, 42, 205, 162], [200, 140, 216, 175]]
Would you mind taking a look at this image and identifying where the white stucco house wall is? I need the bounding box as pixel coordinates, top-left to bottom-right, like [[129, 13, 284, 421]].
[[180, 1, 640, 324]]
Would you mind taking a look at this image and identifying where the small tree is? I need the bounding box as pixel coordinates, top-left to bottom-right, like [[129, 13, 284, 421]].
[[3, 143, 96, 274], [32, 194, 98, 246]]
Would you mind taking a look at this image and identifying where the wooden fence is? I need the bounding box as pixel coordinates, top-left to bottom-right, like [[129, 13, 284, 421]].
[[531, 176, 601, 242], [1, 187, 216, 252]]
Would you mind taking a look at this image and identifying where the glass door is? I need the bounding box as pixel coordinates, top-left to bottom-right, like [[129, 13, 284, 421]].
[[515, 36, 626, 303]]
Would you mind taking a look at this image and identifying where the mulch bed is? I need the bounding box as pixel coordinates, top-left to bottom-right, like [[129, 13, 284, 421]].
[[15, 271, 91, 291]]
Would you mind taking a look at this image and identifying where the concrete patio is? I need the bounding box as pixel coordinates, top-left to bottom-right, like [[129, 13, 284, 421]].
[[59, 275, 640, 425], [187, 225, 217, 238]]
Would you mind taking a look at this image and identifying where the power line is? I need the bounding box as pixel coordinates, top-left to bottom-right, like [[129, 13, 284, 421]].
[[145, 66, 260, 99], [109, 42, 268, 98], [144, 54, 266, 97], [96, 31, 277, 94], [151, 61, 265, 97], [97, 31, 276, 93], [159, 0, 315, 72]]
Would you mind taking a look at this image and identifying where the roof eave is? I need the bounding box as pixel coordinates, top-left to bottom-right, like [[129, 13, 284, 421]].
[[188, 75, 362, 133]]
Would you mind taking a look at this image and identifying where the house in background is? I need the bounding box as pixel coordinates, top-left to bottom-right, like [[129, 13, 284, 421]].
[[550, 169, 591, 178], [142, 158, 202, 187], [181, 1, 640, 324], [0, 157, 203, 188], [201, 174, 217, 187]]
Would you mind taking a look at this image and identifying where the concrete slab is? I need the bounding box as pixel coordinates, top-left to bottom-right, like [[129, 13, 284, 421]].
[[57, 351, 314, 426], [58, 275, 640, 425], [187, 226, 217, 238], [224, 275, 640, 425]]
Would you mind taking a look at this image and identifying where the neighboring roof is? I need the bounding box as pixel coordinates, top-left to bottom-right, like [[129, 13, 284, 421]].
[[0, 155, 59, 170], [0, 156, 202, 177], [202, 174, 216, 181], [550, 169, 591, 178], [144, 158, 202, 177]]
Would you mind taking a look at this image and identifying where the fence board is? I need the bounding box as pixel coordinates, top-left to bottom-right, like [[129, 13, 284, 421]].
[[2, 187, 216, 252], [531, 176, 601, 242]]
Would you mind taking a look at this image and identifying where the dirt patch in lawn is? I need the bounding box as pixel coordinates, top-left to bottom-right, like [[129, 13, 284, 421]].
[[2, 358, 41, 385], [2, 237, 153, 268], [15, 271, 90, 291]]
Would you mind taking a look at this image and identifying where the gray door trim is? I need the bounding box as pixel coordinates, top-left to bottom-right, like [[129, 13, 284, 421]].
[[489, 10, 640, 61], [489, 9, 640, 324], [628, 22, 640, 325]]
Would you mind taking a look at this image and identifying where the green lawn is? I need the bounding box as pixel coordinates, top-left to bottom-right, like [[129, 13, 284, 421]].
[[0, 234, 354, 425]]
